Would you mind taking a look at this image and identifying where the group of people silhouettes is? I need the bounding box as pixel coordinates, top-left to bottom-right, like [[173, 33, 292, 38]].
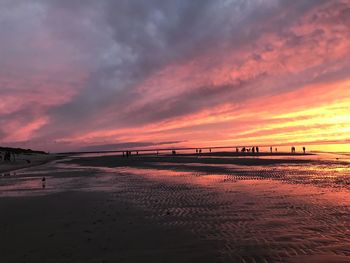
[[238, 147, 260, 153], [0, 151, 15, 162], [119, 146, 307, 158], [232, 146, 306, 154], [291, 146, 306, 154], [270, 147, 278, 153], [122, 151, 132, 157]]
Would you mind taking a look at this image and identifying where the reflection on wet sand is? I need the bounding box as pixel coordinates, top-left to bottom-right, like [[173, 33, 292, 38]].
[[0, 153, 349, 262]]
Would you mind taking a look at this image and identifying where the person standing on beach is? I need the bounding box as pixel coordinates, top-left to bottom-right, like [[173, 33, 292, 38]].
[[4, 151, 10, 162], [270, 147, 273, 153], [256, 147, 259, 153], [42, 177, 46, 189], [303, 147, 306, 154]]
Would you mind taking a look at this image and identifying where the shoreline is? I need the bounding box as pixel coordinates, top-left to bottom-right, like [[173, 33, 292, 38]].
[[1, 152, 349, 262], [0, 154, 66, 175], [1, 151, 315, 176]]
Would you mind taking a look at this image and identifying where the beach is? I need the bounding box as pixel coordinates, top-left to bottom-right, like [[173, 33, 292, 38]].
[[0, 153, 59, 174], [0, 152, 350, 262]]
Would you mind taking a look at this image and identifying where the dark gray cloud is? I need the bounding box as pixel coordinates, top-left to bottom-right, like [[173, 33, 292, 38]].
[[43, 0, 323, 126]]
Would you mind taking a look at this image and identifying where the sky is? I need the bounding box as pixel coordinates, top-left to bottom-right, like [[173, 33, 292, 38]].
[[1, 0, 350, 153]]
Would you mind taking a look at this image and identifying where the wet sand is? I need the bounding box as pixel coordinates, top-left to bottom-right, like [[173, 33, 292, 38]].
[[0, 153, 59, 174], [0, 152, 349, 262]]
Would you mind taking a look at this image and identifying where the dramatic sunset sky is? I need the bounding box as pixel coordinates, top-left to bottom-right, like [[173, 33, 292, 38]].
[[1, 0, 350, 152]]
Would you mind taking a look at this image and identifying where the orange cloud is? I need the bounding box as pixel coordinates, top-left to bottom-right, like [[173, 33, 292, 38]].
[[2, 1, 350, 152], [59, 77, 350, 152]]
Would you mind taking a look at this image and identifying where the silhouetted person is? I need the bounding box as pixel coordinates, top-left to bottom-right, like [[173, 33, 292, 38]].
[[275, 148, 278, 152], [291, 147, 296, 153], [303, 147, 306, 154], [252, 147, 255, 153], [241, 147, 246, 152], [270, 147, 273, 153], [172, 150, 176, 155], [236, 147, 239, 153], [209, 148, 211, 153], [196, 149, 198, 154], [256, 147, 259, 153], [42, 177, 46, 189], [4, 151, 10, 162]]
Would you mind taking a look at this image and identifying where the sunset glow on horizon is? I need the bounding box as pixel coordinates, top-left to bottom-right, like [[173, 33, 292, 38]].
[[1, 0, 350, 152]]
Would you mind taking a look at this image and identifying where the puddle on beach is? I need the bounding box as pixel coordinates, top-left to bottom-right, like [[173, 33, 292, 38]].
[[0, 153, 349, 200], [90, 163, 349, 262], [60, 160, 349, 262]]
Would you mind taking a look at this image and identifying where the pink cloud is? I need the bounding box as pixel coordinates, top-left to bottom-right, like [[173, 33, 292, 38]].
[[2, 1, 350, 152]]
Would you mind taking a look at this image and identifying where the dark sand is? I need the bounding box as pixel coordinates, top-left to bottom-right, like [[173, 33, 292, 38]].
[[0, 153, 60, 174], [0, 152, 349, 262]]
